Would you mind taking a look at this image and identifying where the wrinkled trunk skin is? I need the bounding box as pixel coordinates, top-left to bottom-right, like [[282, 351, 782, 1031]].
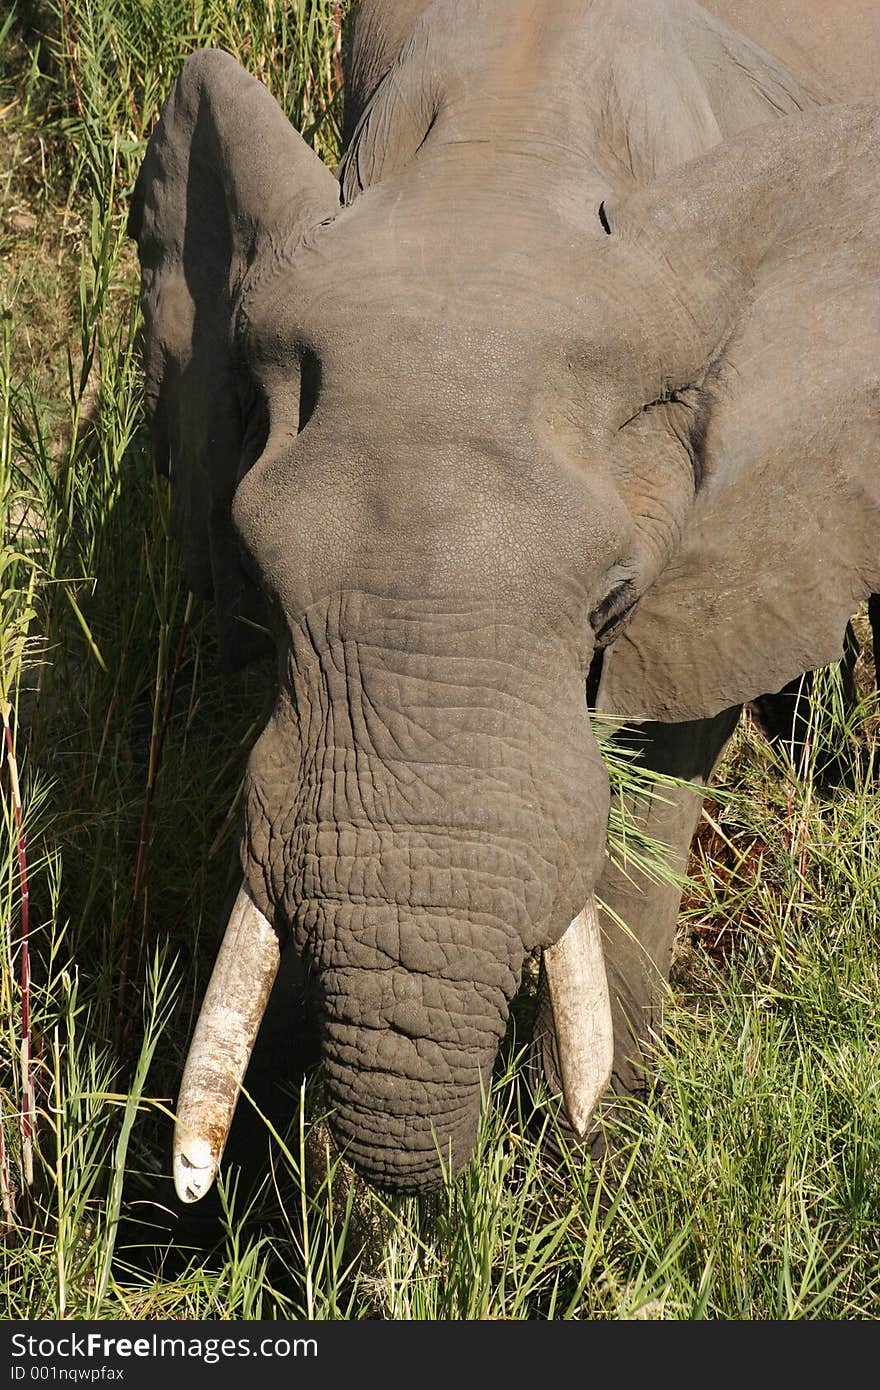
[[241, 593, 608, 1191]]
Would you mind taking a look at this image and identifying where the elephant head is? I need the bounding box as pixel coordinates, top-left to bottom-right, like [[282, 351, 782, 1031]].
[[128, 12, 879, 1197]]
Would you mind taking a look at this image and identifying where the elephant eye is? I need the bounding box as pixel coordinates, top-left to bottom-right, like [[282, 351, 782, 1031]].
[[590, 579, 636, 644], [598, 201, 611, 234]]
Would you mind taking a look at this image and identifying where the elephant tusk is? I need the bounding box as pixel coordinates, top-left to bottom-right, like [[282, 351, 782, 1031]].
[[173, 881, 281, 1204], [542, 899, 614, 1138]]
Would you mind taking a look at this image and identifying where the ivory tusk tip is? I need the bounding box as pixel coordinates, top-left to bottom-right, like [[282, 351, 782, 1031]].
[[563, 1067, 612, 1138], [566, 1107, 592, 1141], [173, 1137, 218, 1204]]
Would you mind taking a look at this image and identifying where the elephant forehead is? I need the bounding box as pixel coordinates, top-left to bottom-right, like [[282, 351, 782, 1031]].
[[238, 199, 668, 441], [239, 169, 609, 359]]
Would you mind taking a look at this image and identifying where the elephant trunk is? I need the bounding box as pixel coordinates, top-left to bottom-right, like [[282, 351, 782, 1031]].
[[288, 813, 539, 1189], [311, 893, 519, 1190]]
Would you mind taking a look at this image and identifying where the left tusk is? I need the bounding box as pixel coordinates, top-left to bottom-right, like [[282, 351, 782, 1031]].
[[173, 881, 281, 1203], [541, 898, 614, 1136]]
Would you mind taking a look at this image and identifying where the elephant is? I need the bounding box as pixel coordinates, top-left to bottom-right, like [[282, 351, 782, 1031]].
[[127, 0, 880, 1199]]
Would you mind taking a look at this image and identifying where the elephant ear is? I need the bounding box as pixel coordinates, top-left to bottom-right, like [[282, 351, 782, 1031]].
[[597, 101, 880, 722], [128, 49, 339, 665]]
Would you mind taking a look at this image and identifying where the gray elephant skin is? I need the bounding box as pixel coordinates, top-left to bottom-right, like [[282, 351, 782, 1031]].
[[128, 0, 880, 1198]]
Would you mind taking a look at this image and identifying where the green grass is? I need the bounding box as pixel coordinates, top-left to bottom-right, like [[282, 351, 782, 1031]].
[[2, 0, 879, 1320]]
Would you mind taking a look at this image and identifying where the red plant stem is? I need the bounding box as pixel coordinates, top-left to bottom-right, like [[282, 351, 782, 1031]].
[[0, 1112, 12, 1222], [114, 596, 193, 1058], [2, 708, 33, 1168]]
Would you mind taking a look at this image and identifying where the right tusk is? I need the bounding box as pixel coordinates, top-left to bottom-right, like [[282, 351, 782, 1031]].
[[173, 881, 281, 1204], [542, 898, 614, 1137]]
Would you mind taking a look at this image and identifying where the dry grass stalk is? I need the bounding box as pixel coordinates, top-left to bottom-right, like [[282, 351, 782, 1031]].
[[2, 701, 33, 1188]]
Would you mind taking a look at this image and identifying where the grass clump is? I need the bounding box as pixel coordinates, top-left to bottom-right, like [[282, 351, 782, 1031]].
[[1, 0, 879, 1320]]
